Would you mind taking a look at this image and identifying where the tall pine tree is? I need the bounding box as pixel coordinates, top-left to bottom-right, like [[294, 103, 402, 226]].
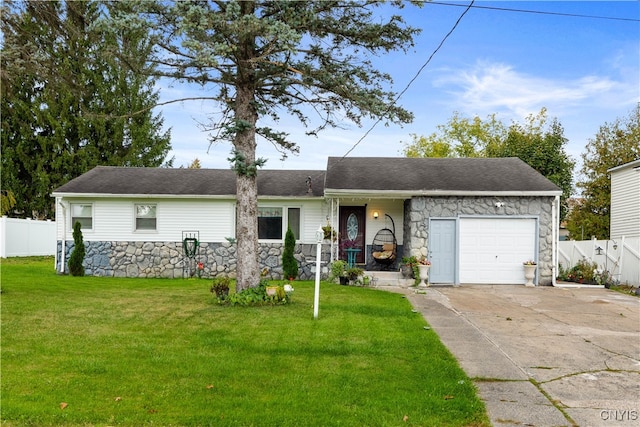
[[1, 0, 172, 219], [102, 0, 420, 290]]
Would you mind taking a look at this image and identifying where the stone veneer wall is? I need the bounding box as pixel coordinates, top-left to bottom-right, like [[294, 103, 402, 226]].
[[57, 240, 330, 280], [405, 196, 556, 286]]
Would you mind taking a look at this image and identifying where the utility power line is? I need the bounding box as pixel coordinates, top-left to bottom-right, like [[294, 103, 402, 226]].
[[428, 1, 640, 23], [337, 1, 475, 162]]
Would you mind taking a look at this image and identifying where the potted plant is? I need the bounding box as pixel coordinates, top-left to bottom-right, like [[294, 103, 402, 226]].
[[322, 223, 337, 241], [523, 260, 537, 287], [416, 256, 431, 288], [400, 256, 417, 278], [346, 267, 364, 284], [330, 260, 349, 285]]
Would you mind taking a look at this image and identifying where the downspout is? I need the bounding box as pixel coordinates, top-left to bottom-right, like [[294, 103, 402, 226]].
[[552, 195, 559, 286], [58, 199, 67, 274]]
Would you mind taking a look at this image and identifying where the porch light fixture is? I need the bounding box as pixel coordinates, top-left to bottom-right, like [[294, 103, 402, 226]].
[[596, 246, 603, 255], [373, 211, 379, 219]]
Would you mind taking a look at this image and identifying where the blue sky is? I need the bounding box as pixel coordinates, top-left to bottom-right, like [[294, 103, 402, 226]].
[[156, 1, 639, 173]]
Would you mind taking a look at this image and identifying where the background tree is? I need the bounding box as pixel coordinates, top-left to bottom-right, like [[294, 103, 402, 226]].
[[565, 104, 640, 240], [402, 112, 506, 158], [186, 158, 202, 169], [1, 190, 17, 216], [488, 109, 574, 220], [1, 0, 172, 219], [103, 1, 420, 291], [68, 221, 85, 277], [403, 108, 574, 220]]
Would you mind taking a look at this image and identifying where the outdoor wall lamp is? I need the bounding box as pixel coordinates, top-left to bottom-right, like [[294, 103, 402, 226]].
[[612, 240, 618, 250], [373, 211, 379, 219], [596, 246, 603, 255]]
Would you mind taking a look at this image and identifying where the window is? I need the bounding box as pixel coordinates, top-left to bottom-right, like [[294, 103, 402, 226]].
[[135, 204, 157, 231], [71, 204, 93, 230], [258, 207, 282, 239], [288, 207, 300, 240], [257, 206, 300, 240]]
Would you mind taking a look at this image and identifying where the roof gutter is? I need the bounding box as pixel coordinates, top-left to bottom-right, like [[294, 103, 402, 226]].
[[324, 189, 563, 198], [51, 192, 323, 200]]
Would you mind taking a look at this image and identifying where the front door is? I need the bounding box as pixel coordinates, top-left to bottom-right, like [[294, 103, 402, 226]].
[[339, 206, 366, 265], [429, 219, 456, 283]]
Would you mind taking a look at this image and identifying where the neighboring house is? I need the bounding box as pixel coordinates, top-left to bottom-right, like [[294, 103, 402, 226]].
[[53, 157, 562, 285], [608, 159, 640, 239]]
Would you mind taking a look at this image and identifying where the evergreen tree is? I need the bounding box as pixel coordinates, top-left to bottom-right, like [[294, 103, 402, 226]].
[[68, 222, 85, 277], [282, 226, 298, 281], [102, 1, 420, 290], [1, 0, 172, 219]]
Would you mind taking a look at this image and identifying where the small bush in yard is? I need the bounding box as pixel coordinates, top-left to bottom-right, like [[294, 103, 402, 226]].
[[282, 226, 298, 280], [68, 221, 85, 276], [210, 277, 231, 301], [219, 280, 291, 306]]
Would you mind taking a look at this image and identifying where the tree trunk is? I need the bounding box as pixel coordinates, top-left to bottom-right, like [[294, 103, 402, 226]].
[[235, 169, 260, 292], [234, 0, 259, 292]]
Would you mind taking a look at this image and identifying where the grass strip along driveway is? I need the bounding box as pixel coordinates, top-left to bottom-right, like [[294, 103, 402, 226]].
[[1, 257, 488, 426]]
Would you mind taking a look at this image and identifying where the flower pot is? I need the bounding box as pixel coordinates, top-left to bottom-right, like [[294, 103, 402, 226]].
[[400, 264, 414, 278], [523, 264, 536, 287], [339, 276, 348, 286], [417, 265, 430, 288]]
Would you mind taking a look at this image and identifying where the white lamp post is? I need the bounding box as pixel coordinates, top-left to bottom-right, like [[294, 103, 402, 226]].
[[313, 225, 323, 319]]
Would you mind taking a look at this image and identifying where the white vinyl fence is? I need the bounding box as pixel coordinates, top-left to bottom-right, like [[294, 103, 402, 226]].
[[0, 217, 56, 258], [558, 236, 640, 287]]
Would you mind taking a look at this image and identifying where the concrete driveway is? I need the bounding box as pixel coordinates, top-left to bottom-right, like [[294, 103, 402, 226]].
[[404, 286, 640, 427]]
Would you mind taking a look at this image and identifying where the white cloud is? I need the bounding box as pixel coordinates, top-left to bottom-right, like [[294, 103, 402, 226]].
[[434, 61, 628, 119]]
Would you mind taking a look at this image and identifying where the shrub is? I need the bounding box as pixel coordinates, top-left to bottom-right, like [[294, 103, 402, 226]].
[[346, 267, 364, 281], [210, 277, 231, 301], [566, 258, 599, 283], [329, 260, 348, 283], [217, 280, 291, 306], [68, 221, 85, 277], [282, 226, 298, 280]]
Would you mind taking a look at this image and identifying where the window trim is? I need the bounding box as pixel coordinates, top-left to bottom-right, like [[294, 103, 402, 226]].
[[257, 204, 302, 242], [70, 203, 93, 231], [134, 203, 158, 232]]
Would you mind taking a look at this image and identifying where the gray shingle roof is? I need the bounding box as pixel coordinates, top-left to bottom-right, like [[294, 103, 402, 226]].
[[53, 157, 561, 199], [324, 157, 561, 194], [53, 166, 326, 198]]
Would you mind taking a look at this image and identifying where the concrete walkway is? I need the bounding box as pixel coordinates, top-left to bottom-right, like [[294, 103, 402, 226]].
[[395, 285, 639, 427]]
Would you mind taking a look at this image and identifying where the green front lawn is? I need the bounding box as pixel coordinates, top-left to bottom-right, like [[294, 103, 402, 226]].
[[1, 257, 488, 426]]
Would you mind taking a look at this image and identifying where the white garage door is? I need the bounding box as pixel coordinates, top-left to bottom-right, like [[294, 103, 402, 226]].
[[459, 218, 537, 284]]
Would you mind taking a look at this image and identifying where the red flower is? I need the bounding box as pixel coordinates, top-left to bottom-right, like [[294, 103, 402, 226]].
[[197, 262, 204, 270]]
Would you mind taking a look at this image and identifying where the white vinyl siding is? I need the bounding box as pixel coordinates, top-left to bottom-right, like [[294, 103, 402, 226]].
[[610, 166, 640, 238], [59, 199, 234, 242], [58, 198, 326, 244], [365, 199, 405, 245]]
